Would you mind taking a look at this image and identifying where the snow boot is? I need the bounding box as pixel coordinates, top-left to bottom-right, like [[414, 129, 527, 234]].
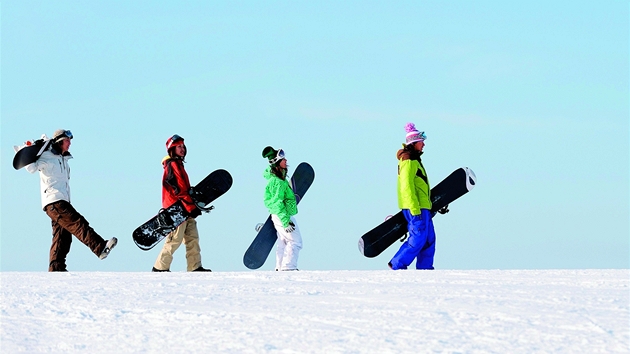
[[99, 238, 118, 260], [49, 261, 68, 272], [192, 266, 212, 272]]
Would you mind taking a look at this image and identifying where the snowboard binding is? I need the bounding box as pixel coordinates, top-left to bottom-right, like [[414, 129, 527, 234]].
[[196, 203, 215, 213], [156, 208, 175, 230], [189, 187, 215, 213]]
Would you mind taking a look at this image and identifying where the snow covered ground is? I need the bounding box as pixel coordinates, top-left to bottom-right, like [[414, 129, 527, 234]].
[[1, 270, 628, 353]]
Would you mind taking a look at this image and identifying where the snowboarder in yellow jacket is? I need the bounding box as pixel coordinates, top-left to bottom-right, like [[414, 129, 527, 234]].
[[389, 123, 437, 270]]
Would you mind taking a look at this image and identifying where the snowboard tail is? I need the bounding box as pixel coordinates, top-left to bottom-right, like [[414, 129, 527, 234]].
[[359, 167, 476, 258], [358, 212, 408, 258], [243, 162, 315, 270], [133, 201, 190, 251], [13, 139, 52, 170]]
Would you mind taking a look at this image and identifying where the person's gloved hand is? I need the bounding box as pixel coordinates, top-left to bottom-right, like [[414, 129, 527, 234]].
[[284, 222, 296, 233], [189, 207, 202, 219], [438, 204, 450, 214]]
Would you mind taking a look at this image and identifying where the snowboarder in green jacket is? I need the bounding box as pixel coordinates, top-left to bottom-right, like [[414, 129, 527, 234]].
[[262, 146, 302, 271]]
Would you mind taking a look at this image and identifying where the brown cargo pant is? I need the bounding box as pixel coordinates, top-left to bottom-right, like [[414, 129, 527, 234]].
[[44, 200, 106, 271], [153, 218, 202, 271]]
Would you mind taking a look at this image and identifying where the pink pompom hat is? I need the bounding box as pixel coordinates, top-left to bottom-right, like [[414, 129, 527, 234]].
[[404, 123, 427, 145]]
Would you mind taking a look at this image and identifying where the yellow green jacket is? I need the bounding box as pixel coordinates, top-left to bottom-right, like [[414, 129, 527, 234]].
[[397, 149, 431, 215]]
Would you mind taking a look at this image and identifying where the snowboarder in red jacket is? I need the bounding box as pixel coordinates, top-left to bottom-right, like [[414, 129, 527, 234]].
[[152, 135, 211, 272]]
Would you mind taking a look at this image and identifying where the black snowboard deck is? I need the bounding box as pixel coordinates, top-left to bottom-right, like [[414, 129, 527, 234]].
[[13, 139, 52, 170], [133, 201, 190, 251], [359, 167, 476, 258], [132, 169, 233, 251], [243, 162, 315, 270], [193, 169, 234, 206]]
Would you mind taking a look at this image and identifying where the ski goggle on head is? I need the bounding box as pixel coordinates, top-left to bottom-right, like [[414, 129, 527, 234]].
[[406, 131, 427, 145], [166, 134, 185, 150], [269, 149, 285, 164], [54, 130, 73, 143]]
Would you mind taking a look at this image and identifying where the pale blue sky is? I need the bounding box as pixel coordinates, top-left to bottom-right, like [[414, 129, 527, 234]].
[[2, 1, 628, 271]]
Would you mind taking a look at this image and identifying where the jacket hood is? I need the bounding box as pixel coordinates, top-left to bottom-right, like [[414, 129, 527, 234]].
[[397, 148, 423, 161], [162, 155, 184, 167], [263, 166, 287, 180], [263, 166, 274, 180]]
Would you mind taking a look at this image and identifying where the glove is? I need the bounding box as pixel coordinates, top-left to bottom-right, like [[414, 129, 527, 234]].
[[284, 222, 295, 233], [438, 204, 450, 214], [188, 207, 202, 219]]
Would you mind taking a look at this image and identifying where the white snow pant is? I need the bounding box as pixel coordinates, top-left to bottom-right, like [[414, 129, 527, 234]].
[[271, 215, 302, 271]]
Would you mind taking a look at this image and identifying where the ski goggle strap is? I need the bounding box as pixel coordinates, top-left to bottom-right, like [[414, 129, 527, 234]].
[[54, 130, 73, 143], [166, 134, 185, 150], [269, 149, 285, 164]]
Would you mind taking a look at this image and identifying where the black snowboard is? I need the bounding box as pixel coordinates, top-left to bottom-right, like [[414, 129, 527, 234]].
[[243, 162, 315, 270], [13, 139, 52, 170], [133, 169, 233, 251], [358, 167, 476, 258]]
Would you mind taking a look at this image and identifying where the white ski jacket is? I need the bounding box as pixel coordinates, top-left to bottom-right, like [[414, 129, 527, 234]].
[[26, 148, 73, 209]]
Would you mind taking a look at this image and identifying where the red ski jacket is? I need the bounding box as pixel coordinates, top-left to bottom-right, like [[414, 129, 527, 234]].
[[162, 157, 196, 213]]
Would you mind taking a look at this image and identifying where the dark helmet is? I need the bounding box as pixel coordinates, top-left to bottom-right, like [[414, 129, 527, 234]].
[[166, 134, 184, 150]]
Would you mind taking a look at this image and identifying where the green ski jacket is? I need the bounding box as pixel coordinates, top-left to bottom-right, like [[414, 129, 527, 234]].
[[263, 166, 298, 227]]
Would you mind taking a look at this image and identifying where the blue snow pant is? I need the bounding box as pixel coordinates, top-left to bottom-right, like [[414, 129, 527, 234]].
[[389, 209, 436, 270]]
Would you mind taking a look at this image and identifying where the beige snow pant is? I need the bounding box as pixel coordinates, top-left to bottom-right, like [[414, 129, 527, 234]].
[[153, 218, 202, 271]]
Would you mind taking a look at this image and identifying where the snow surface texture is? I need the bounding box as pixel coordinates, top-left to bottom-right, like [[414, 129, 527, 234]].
[[2, 270, 628, 353]]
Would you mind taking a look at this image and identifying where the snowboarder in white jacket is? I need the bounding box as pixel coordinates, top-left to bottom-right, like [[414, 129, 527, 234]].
[[25, 129, 117, 271]]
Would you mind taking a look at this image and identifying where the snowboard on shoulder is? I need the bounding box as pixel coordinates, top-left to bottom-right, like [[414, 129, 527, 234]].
[[132, 169, 233, 251], [12, 138, 52, 170], [358, 167, 477, 258], [243, 162, 315, 270]]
